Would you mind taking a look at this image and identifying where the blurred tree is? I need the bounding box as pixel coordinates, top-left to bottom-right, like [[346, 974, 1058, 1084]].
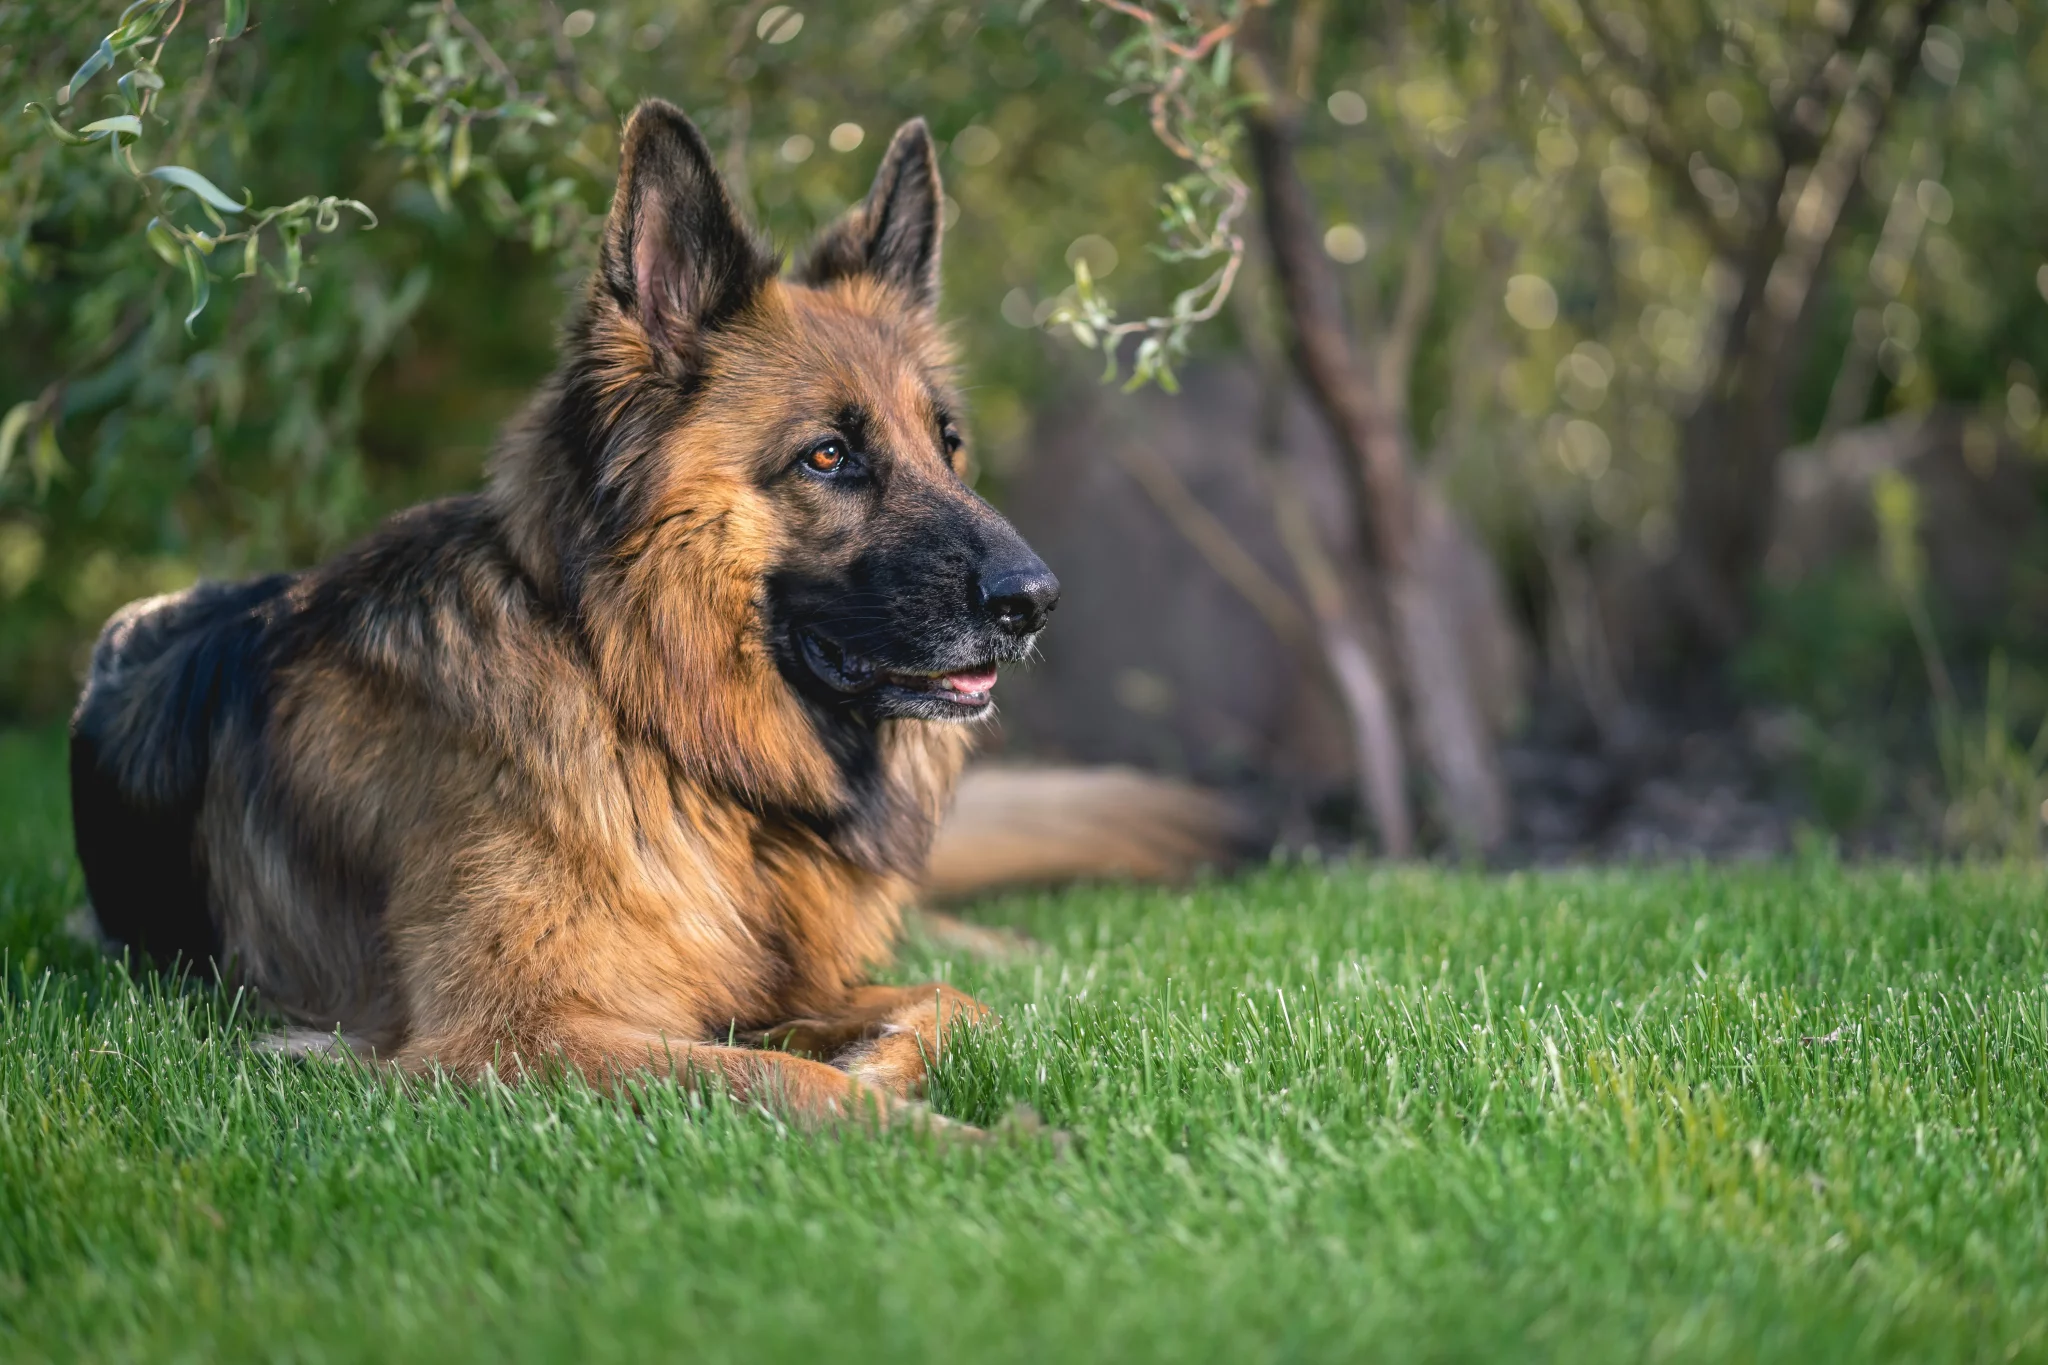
[[1055, 0, 1532, 854], [1535, 0, 1953, 653], [5, 0, 2044, 853], [1237, 1, 1522, 853]]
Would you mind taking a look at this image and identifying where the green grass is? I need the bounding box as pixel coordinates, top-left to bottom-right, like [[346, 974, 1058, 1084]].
[[3, 727, 2047, 1363]]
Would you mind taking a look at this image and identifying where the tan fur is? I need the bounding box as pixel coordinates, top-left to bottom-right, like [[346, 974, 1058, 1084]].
[[923, 766, 1250, 903], [73, 105, 1235, 1139], [334, 282, 977, 1122]]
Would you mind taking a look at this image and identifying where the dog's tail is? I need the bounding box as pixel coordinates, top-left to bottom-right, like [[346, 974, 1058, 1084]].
[[921, 765, 1254, 902]]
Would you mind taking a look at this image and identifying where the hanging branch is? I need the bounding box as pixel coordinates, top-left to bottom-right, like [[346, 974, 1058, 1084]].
[[24, 0, 377, 336], [1050, 0, 1258, 390]]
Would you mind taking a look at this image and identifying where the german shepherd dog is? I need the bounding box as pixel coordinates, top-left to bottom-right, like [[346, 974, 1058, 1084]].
[[69, 102, 1070, 1135]]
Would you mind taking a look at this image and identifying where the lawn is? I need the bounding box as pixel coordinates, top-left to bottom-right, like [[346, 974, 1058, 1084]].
[[2, 725, 2046, 1363]]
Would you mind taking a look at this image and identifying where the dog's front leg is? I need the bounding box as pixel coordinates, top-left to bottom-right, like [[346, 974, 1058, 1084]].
[[760, 984, 991, 1101], [400, 1016, 980, 1137]]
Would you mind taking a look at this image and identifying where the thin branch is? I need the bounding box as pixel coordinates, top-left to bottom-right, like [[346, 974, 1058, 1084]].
[[538, 1, 615, 119], [1095, 0, 1243, 62], [1235, 275, 1416, 857], [1284, 0, 1326, 102], [1554, 7, 1745, 254], [442, 0, 520, 101], [1238, 36, 1414, 570], [1112, 441, 1320, 656], [1375, 166, 1458, 413], [1062, 1, 1256, 376], [142, 0, 190, 121], [1754, 0, 1948, 344], [1767, 0, 1885, 163]]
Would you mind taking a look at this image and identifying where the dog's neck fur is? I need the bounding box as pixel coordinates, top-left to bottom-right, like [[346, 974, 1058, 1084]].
[[484, 300, 971, 882], [484, 96, 979, 886]]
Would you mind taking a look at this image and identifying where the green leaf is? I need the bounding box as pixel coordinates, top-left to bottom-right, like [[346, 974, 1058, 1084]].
[[182, 242, 211, 333], [81, 115, 143, 141], [148, 165, 247, 214], [1210, 37, 1233, 87], [144, 216, 184, 266], [108, 0, 171, 49], [31, 422, 65, 494], [116, 67, 166, 111], [62, 39, 116, 103], [0, 402, 34, 482], [449, 117, 471, 187], [223, 0, 249, 40], [23, 103, 89, 145]]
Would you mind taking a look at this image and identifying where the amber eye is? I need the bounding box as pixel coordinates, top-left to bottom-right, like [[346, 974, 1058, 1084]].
[[941, 426, 963, 456], [803, 439, 849, 475]]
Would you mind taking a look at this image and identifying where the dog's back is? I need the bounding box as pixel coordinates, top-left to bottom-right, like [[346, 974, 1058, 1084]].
[[70, 574, 292, 967]]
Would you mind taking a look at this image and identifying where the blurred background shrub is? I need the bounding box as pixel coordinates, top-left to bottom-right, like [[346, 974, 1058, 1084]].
[[3, 0, 2044, 858]]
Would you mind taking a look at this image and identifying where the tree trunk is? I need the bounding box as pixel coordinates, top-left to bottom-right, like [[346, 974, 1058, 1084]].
[[1669, 362, 1800, 651], [1662, 0, 1949, 657], [1259, 408, 1416, 857], [1242, 93, 1509, 854]]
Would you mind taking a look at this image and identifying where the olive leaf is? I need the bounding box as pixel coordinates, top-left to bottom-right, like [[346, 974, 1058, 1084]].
[[81, 115, 143, 141], [61, 38, 116, 104], [22, 103, 90, 146], [0, 403, 35, 483], [148, 165, 248, 214], [182, 242, 212, 333]]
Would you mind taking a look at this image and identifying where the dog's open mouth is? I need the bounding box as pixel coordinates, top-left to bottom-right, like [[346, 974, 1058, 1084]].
[[800, 630, 997, 711]]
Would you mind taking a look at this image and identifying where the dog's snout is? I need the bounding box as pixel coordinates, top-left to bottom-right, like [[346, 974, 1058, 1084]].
[[977, 560, 1060, 636]]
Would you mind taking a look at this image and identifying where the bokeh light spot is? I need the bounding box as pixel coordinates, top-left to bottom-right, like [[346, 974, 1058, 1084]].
[[1323, 224, 1367, 264], [1505, 274, 1559, 330]]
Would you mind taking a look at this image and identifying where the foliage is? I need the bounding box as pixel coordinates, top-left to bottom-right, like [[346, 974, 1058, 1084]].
[[0, 1, 1192, 715], [1736, 463, 2048, 851], [1047, 0, 1251, 392], [1876, 468, 2048, 856], [1, 2, 449, 712], [1736, 566, 1920, 831], [5, 731, 2048, 1358], [1935, 653, 2048, 858], [14, 1, 375, 345], [3, 2, 2046, 860]]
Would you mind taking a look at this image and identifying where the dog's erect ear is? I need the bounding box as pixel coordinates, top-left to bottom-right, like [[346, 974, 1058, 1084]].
[[796, 119, 943, 310], [599, 100, 772, 367]]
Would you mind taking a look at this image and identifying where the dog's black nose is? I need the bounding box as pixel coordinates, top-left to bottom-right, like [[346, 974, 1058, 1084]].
[[978, 562, 1060, 635]]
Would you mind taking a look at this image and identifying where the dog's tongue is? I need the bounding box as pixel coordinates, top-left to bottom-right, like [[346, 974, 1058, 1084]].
[[940, 668, 998, 695]]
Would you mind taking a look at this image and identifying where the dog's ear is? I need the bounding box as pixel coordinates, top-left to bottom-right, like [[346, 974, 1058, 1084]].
[[796, 119, 943, 310], [599, 99, 772, 368]]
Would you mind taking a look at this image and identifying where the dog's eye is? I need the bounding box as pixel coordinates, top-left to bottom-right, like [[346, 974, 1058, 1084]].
[[941, 427, 963, 456], [802, 439, 849, 475]]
